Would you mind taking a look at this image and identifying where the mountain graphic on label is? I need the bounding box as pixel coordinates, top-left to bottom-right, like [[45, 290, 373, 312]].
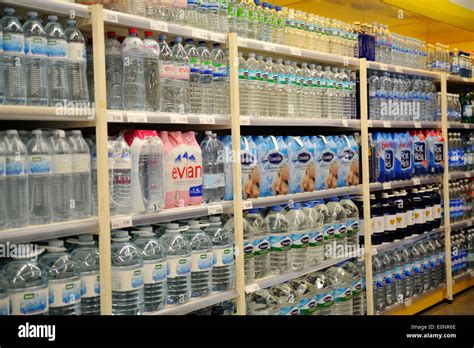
[[175, 152, 197, 163]]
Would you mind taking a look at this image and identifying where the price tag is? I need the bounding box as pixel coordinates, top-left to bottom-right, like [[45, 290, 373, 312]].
[[245, 283, 261, 294], [382, 121, 391, 128], [467, 220, 473, 227], [341, 120, 349, 127], [239, 38, 248, 47], [192, 29, 208, 40], [367, 120, 373, 127], [126, 112, 148, 123], [414, 122, 422, 129], [263, 43, 276, 52], [470, 270, 474, 278], [394, 66, 403, 73], [290, 47, 301, 56], [111, 216, 133, 230], [464, 124, 470, 129], [463, 78, 470, 82], [199, 115, 216, 124], [371, 247, 378, 255], [404, 299, 413, 307], [104, 11, 118, 23], [240, 116, 250, 125], [379, 63, 388, 71], [464, 172, 471, 178], [242, 200, 253, 210], [383, 182, 391, 190], [149, 20, 168, 32], [210, 33, 223, 42], [342, 57, 349, 67], [413, 178, 421, 185], [170, 114, 188, 124], [207, 204, 224, 215], [108, 111, 123, 122]]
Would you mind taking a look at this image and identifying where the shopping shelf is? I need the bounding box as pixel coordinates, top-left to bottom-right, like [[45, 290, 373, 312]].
[[107, 110, 231, 126], [0, 0, 89, 17], [453, 272, 474, 295], [246, 185, 362, 209], [370, 175, 442, 192], [241, 117, 360, 129], [366, 61, 441, 79], [372, 227, 444, 254], [368, 120, 441, 129], [446, 75, 474, 85], [245, 254, 358, 292], [450, 218, 474, 232], [145, 289, 238, 315], [380, 284, 446, 315], [449, 170, 474, 180], [0, 217, 99, 244], [448, 122, 474, 129], [0, 105, 95, 122]]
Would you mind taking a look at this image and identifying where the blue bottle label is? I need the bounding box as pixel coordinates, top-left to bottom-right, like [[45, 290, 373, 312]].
[[3, 33, 24, 54], [29, 155, 52, 175], [25, 36, 47, 57]]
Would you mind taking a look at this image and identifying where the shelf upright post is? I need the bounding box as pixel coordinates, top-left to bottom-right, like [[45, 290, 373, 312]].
[[359, 58, 374, 315], [91, 4, 113, 315], [228, 33, 246, 315], [440, 73, 453, 301]]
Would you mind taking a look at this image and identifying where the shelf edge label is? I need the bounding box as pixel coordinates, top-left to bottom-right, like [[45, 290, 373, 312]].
[[111, 216, 133, 229]]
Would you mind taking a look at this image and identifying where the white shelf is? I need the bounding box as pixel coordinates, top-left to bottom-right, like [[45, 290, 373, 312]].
[[447, 75, 474, 84], [449, 171, 474, 181], [366, 61, 441, 79], [0, 0, 90, 17], [0, 217, 99, 244], [246, 254, 358, 291], [242, 117, 360, 129], [145, 289, 237, 315], [370, 175, 442, 192], [372, 227, 444, 254], [448, 122, 474, 129], [102, 9, 227, 43], [0, 105, 95, 121], [450, 218, 474, 232], [247, 185, 362, 209], [238, 37, 360, 66], [107, 110, 230, 126], [368, 120, 441, 129]]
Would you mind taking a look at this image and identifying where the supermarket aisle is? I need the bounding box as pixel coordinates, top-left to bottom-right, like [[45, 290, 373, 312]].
[[422, 288, 474, 315]]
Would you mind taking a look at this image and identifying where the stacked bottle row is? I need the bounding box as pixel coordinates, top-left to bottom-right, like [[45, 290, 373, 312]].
[[239, 53, 357, 119], [368, 131, 444, 184], [106, 30, 229, 115], [372, 234, 445, 313], [0, 129, 92, 230], [246, 261, 364, 315], [460, 90, 473, 124], [0, 236, 100, 316], [448, 49, 472, 78], [237, 197, 360, 282], [0, 8, 89, 107], [189, 300, 235, 315], [451, 229, 471, 277], [368, 72, 438, 121], [444, 93, 462, 123], [448, 132, 473, 172], [362, 186, 442, 246], [448, 179, 473, 223]]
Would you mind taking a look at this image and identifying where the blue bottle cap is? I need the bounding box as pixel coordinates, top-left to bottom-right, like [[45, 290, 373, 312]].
[[271, 205, 284, 212], [175, 36, 183, 42], [159, 34, 167, 41]]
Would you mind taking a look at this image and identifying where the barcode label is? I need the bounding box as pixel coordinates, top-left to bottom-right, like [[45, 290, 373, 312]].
[[404, 299, 413, 307], [383, 182, 392, 190], [371, 247, 378, 255], [104, 12, 118, 23], [240, 117, 250, 125], [464, 124, 470, 129], [383, 121, 391, 128], [199, 115, 216, 124], [342, 120, 349, 127], [263, 43, 276, 52], [170, 114, 188, 124], [245, 283, 261, 294], [395, 66, 403, 73], [414, 122, 422, 129], [464, 172, 471, 178], [367, 121, 373, 127], [379, 63, 388, 71], [290, 47, 301, 56], [207, 204, 224, 215], [467, 220, 473, 227], [210, 33, 223, 42], [108, 111, 123, 122], [191, 30, 208, 40], [413, 178, 421, 185], [126, 112, 147, 123], [342, 57, 349, 66], [242, 200, 253, 210], [111, 216, 133, 229], [149, 20, 168, 32]]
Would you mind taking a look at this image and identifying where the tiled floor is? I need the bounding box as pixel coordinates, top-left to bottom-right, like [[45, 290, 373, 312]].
[[422, 288, 474, 315]]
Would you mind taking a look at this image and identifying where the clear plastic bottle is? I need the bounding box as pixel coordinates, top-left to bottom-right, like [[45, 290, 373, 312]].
[[326, 266, 353, 315], [246, 289, 278, 315], [411, 243, 424, 295], [286, 60, 298, 117], [340, 196, 359, 250], [392, 248, 405, 304], [286, 203, 310, 271], [418, 240, 432, 292], [304, 202, 324, 266], [0, 138, 6, 229], [111, 135, 132, 215], [158, 34, 174, 112], [270, 284, 299, 315], [201, 131, 217, 203], [242, 216, 255, 283], [326, 197, 347, 254], [373, 254, 386, 312], [324, 66, 337, 119], [122, 28, 145, 111], [266, 205, 291, 275], [86, 37, 94, 104], [246, 53, 260, 117], [68, 130, 91, 219], [0, 19, 4, 105], [275, 58, 288, 118], [185, 39, 201, 114], [382, 252, 395, 307], [105, 31, 123, 110], [401, 245, 414, 299], [210, 43, 227, 115], [306, 272, 334, 315], [213, 133, 225, 201], [65, 20, 89, 105], [197, 41, 213, 114], [238, 52, 249, 116], [143, 31, 160, 112], [0, 273, 9, 315], [288, 278, 317, 315], [344, 261, 364, 315], [246, 209, 271, 279], [171, 37, 190, 113]]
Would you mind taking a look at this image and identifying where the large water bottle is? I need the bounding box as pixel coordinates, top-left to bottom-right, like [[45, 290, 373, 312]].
[[304, 201, 324, 266], [122, 28, 145, 111], [139, 133, 164, 212], [246, 289, 278, 315], [392, 248, 405, 304], [288, 278, 317, 315], [157, 34, 174, 112], [70, 234, 100, 315], [373, 254, 386, 312], [68, 130, 91, 219], [171, 37, 190, 114], [270, 284, 299, 315], [411, 243, 424, 295], [0, 20, 3, 104], [4, 247, 49, 315], [246, 53, 260, 117], [0, 273, 9, 315], [4, 130, 28, 228], [161, 223, 192, 305], [266, 205, 291, 275], [245, 209, 271, 279], [197, 41, 213, 114], [286, 203, 310, 271], [426, 237, 439, 288], [111, 230, 144, 315], [132, 227, 167, 312], [238, 52, 249, 116], [382, 252, 395, 307], [344, 261, 364, 315], [210, 43, 228, 115], [418, 240, 431, 292], [65, 20, 89, 105], [39, 240, 81, 315], [275, 58, 288, 118], [184, 39, 201, 114], [27, 129, 53, 225], [326, 197, 347, 253], [1, 8, 26, 105], [201, 131, 217, 203], [213, 133, 225, 201], [86, 38, 94, 103], [186, 0, 200, 27], [111, 135, 132, 215], [23, 11, 48, 106], [0, 138, 6, 229], [401, 245, 414, 299], [105, 31, 123, 110], [306, 272, 334, 315], [242, 216, 256, 283], [340, 196, 359, 250], [326, 266, 353, 315], [143, 31, 160, 112]]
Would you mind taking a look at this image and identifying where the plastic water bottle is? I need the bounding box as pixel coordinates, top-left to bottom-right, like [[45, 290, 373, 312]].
[[326, 266, 353, 315], [391, 248, 405, 304], [418, 240, 431, 292], [27, 129, 53, 225], [373, 254, 386, 312], [44, 16, 68, 106], [242, 216, 256, 283], [4, 130, 29, 228], [23, 11, 48, 106], [382, 252, 395, 307], [70, 234, 100, 315], [122, 28, 145, 111], [302, 202, 324, 267], [0, 19, 3, 104], [197, 41, 213, 114], [4, 247, 49, 315], [270, 284, 299, 315], [411, 243, 424, 295], [206, 216, 234, 291], [171, 37, 190, 114], [344, 261, 364, 315], [142, 31, 160, 111], [139, 133, 164, 213], [186, 0, 200, 28], [39, 240, 81, 315], [340, 196, 359, 249], [275, 58, 288, 118], [246, 289, 278, 315], [245, 209, 271, 279], [401, 245, 414, 299], [132, 227, 167, 312], [184, 39, 201, 114], [239, 52, 249, 116], [312, 200, 332, 260], [306, 272, 334, 315], [326, 197, 347, 254], [266, 205, 291, 275], [0, 138, 6, 229], [65, 20, 89, 105], [288, 278, 317, 315], [210, 44, 227, 115], [86, 38, 94, 103], [286, 203, 310, 271], [0, 273, 9, 315], [183, 221, 213, 297], [201, 131, 217, 203], [68, 130, 91, 219], [105, 31, 123, 110], [111, 135, 132, 215], [1, 8, 26, 105], [161, 223, 192, 304], [213, 133, 225, 201], [246, 53, 260, 117], [111, 230, 144, 315], [156, 34, 173, 112]]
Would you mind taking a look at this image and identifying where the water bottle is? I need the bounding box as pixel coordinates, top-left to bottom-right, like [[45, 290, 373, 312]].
[[340, 196, 359, 250], [65, 20, 89, 106], [392, 248, 405, 304], [0, 273, 9, 315], [105, 31, 123, 110], [4, 130, 28, 228], [122, 28, 145, 111], [68, 130, 91, 219], [4, 247, 49, 315], [239, 52, 249, 116], [288, 278, 317, 315], [86, 38, 94, 103], [418, 240, 431, 292], [246, 289, 278, 315], [161, 223, 191, 304], [344, 261, 364, 315], [427, 237, 440, 288], [70, 234, 100, 315], [39, 240, 81, 315], [306, 272, 334, 315], [373, 254, 386, 312], [0, 19, 3, 104], [275, 58, 288, 118], [171, 37, 190, 114], [245, 209, 271, 279], [411, 243, 424, 295], [27, 129, 53, 225], [0, 137, 6, 229], [23, 11, 48, 106], [401, 245, 414, 299], [197, 41, 213, 114], [246, 53, 260, 117], [111, 135, 132, 215], [382, 252, 395, 307], [326, 266, 353, 315], [156, 34, 173, 112], [201, 131, 217, 203], [205, 216, 234, 291], [326, 197, 347, 254], [242, 216, 256, 283], [270, 284, 299, 315], [132, 227, 167, 312], [303, 202, 324, 267], [213, 133, 225, 201], [210, 43, 228, 115], [143, 31, 160, 112], [218, 0, 229, 32], [186, 0, 200, 28], [184, 39, 201, 114], [111, 230, 144, 315], [286, 203, 310, 271], [1, 8, 26, 105]]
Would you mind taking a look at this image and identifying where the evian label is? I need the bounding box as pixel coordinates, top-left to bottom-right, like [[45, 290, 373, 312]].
[[164, 144, 202, 198]]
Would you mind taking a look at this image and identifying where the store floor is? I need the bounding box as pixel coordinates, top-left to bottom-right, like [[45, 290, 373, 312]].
[[421, 288, 474, 315]]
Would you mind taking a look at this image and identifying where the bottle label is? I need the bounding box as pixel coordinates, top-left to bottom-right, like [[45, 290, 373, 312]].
[[346, 218, 359, 237], [159, 60, 175, 79], [247, 68, 258, 81], [215, 173, 225, 188], [10, 288, 48, 315], [434, 204, 442, 220], [384, 214, 396, 232], [413, 260, 422, 274], [144, 260, 168, 283], [243, 240, 254, 259], [333, 287, 352, 302], [406, 210, 414, 226], [394, 266, 403, 281], [279, 305, 300, 315], [174, 62, 190, 80], [253, 238, 270, 256], [403, 263, 412, 277], [238, 67, 247, 80], [308, 228, 324, 247], [81, 273, 100, 298], [270, 235, 292, 251], [91, 153, 97, 170], [67, 42, 86, 62], [72, 154, 91, 173], [47, 38, 67, 58], [167, 256, 191, 278], [316, 292, 334, 308], [200, 59, 212, 75], [430, 254, 438, 268], [5, 156, 27, 176], [25, 36, 47, 57], [291, 232, 310, 248], [29, 155, 52, 175], [3, 33, 24, 54], [414, 208, 425, 224], [334, 224, 347, 239], [212, 63, 227, 78], [113, 152, 131, 170], [396, 213, 405, 229], [323, 225, 335, 241], [213, 247, 234, 267], [375, 273, 384, 288], [0, 297, 9, 316], [422, 257, 430, 271], [352, 280, 363, 295], [202, 173, 217, 189], [383, 270, 393, 285], [425, 206, 433, 222], [48, 279, 81, 308], [299, 297, 317, 314], [372, 216, 384, 235], [189, 57, 200, 73], [112, 268, 144, 291], [190, 251, 213, 272], [52, 154, 73, 174], [0, 158, 5, 176], [278, 73, 287, 85]]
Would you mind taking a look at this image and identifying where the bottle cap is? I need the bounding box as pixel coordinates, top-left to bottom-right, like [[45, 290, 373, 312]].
[[159, 34, 167, 41], [107, 31, 116, 38], [129, 27, 138, 36], [175, 36, 183, 42], [27, 11, 38, 18], [144, 31, 153, 37], [79, 234, 94, 242], [4, 8, 15, 15]]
